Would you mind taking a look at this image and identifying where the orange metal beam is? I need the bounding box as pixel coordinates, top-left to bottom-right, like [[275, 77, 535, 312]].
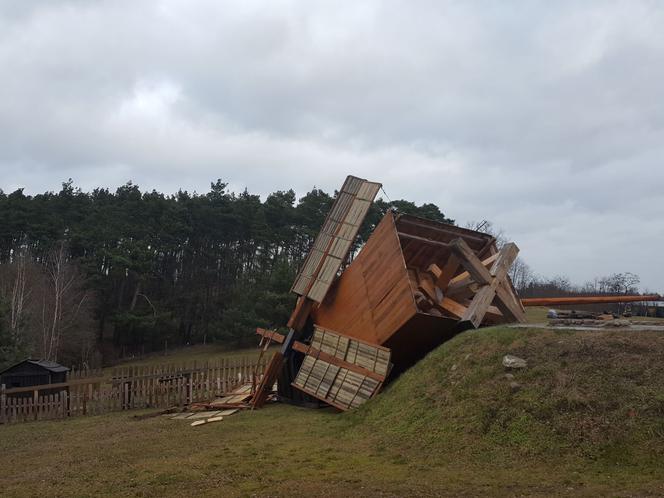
[[520, 294, 662, 307]]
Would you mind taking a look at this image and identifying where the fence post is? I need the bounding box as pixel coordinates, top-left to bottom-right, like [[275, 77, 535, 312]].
[[33, 389, 38, 421], [62, 389, 69, 418], [1, 384, 6, 424]]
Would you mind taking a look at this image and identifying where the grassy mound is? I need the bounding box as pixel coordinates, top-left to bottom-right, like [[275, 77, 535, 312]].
[[346, 326, 664, 467]]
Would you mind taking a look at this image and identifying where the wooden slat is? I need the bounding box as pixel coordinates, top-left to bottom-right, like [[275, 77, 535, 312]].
[[292, 342, 385, 382]]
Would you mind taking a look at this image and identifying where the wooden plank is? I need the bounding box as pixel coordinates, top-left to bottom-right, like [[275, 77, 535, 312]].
[[456, 241, 520, 328], [397, 232, 450, 249], [397, 216, 490, 244], [291, 342, 386, 382], [445, 252, 499, 293], [428, 253, 461, 291], [439, 297, 468, 319], [494, 283, 523, 321]]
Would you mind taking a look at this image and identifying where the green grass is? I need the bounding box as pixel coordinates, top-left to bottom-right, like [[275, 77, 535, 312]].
[[106, 344, 276, 373], [349, 326, 664, 464], [524, 306, 549, 323], [3, 326, 664, 497]]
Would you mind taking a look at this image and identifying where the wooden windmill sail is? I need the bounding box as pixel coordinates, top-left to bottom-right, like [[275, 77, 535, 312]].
[[251, 175, 382, 407]]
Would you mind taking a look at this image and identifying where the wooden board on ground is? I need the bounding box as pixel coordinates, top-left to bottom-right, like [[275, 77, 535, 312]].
[[187, 410, 223, 420], [171, 412, 195, 419]]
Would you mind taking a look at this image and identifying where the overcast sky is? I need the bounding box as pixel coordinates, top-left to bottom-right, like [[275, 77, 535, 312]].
[[1, 1, 663, 291]]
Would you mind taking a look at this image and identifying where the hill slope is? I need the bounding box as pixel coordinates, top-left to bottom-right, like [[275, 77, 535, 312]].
[[347, 326, 664, 467]]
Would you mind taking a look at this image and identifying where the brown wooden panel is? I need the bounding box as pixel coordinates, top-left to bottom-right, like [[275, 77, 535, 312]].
[[312, 211, 417, 346]]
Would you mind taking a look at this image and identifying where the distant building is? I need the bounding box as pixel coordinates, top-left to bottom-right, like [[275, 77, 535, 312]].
[[0, 359, 69, 389]]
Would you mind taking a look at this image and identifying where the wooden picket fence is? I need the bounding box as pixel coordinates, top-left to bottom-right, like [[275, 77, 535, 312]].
[[0, 355, 269, 424]]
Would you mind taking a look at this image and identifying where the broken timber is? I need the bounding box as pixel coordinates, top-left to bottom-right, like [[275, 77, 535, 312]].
[[250, 174, 527, 410]]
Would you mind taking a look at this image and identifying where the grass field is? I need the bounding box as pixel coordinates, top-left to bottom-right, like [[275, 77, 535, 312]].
[[109, 344, 271, 369], [3, 325, 664, 497]]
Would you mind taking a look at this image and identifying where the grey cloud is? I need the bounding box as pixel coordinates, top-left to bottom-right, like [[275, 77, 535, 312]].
[[0, 0, 663, 290]]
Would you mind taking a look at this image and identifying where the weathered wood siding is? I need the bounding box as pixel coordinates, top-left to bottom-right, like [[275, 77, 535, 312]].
[[313, 211, 417, 345]]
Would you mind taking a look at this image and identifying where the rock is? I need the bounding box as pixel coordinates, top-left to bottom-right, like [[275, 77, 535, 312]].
[[504, 373, 514, 380], [451, 363, 457, 371], [502, 354, 527, 369], [509, 381, 521, 392], [603, 319, 631, 328]]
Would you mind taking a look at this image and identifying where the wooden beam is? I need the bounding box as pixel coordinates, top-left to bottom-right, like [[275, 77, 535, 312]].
[[462, 285, 496, 326], [495, 283, 525, 321], [439, 297, 468, 318], [520, 294, 663, 306], [255, 328, 386, 382], [450, 239, 521, 328], [445, 252, 499, 295], [416, 270, 443, 304], [397, 232, 450, 249], [251, 351, 284, 408], [291, 342, 385, 382], [397, 217, 489, 244], [412, 271, 468, 319], [449, 239, 493, 285], [427, 253, 461, 292], [256, 328, 285, 344], [287, 296, 314, 331]]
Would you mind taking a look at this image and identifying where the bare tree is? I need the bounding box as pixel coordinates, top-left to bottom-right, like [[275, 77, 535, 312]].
[[509, 257, 533, 293], [0, 250, 36, 360], [39, 242, 91, 362], [464, 220, 507, 247], [9, 251, 31, 339]]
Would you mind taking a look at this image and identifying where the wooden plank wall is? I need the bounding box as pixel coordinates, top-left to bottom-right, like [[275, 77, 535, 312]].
[[0, 355, 268, 424], [312, 211, 417, 345]]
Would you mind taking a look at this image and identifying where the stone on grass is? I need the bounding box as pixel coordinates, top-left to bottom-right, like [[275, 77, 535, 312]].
[[502, 354, 527, 369]]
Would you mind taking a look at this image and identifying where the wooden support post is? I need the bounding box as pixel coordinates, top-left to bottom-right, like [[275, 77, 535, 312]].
[[444, 252, 499, 296], [428, 253, 461, 292], [0, 384, 5, 425], [251, 351, 284, 409], [449, 238, 525, 328]]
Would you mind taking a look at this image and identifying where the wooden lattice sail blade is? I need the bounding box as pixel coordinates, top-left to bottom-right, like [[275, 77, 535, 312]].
[[291, 175, 381, 304], [290, 326, 391, 411]]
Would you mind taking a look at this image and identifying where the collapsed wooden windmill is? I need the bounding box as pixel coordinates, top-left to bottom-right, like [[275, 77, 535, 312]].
[[252, 175, 526, 410]]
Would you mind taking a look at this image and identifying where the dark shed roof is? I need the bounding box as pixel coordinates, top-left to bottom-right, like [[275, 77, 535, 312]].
[[0, 359, 70, 376]]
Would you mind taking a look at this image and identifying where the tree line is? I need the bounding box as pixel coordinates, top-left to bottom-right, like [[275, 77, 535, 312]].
[[0, 180, 451, 369]]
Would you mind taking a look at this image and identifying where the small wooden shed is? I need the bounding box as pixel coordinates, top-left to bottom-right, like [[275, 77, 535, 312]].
[[0, 359, 69, 389]]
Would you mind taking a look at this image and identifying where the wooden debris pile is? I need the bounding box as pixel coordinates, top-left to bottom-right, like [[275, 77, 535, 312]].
[[168, 383, 263, 427], [247, 174, 664, 412], [248, 175, 527, 412]]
